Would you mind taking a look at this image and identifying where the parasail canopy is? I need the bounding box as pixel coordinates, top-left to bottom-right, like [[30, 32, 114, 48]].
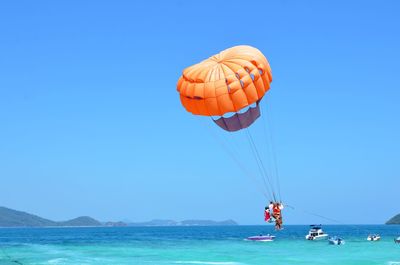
[[177, 45, 272, 131]]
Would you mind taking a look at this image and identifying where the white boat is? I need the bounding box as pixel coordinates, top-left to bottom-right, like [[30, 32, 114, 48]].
[[394, 237, 400, 243], [305, 225, 329, 240], [246, 234, 276, 242], [367, 234, 381, 241], [328, 236, 345, 245]]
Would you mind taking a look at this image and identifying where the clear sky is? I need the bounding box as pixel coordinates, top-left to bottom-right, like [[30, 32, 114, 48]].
[[0, 0, 399, 225]]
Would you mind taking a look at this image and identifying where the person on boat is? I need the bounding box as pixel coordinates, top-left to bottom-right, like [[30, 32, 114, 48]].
[[264, 206, 271, 223]]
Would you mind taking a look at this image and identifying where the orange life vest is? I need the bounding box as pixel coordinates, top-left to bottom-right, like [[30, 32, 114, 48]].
[[273, 205, 281, 215]]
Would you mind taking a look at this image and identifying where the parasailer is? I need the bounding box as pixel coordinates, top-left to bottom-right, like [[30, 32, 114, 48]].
[[176, 45, 283, 228], [272, 202, 284, 230], [264, 206, 271, 223]]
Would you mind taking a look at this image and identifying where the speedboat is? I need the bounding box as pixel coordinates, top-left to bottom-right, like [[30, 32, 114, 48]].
[[246, 234, 276, 242], [328, 236, 345, 245], [367, 234, 381, 241], [305, 225, 328, 240], [394, 237, 400, 243]]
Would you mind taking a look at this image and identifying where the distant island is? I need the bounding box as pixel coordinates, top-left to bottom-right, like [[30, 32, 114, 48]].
[[0, 206, 237, 227], [386, 214, 400, 224]]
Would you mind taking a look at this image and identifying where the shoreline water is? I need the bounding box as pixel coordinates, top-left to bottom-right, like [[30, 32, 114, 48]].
[[1, 225, 399, 265]]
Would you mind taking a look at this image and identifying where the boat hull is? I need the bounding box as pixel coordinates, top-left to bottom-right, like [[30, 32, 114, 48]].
[[246, 235, 276, 242], [306, 234, 328, 240]]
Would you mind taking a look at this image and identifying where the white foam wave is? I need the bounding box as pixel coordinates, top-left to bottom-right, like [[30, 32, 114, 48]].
[[173, 261, 244, 265], [47, 258, 68, 264]]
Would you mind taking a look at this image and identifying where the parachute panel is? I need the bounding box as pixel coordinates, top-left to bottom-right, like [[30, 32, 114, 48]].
[[213, 103, 261, 132]]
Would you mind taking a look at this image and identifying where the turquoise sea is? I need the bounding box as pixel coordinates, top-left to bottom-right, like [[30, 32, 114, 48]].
[[0, 225, 399, 265]]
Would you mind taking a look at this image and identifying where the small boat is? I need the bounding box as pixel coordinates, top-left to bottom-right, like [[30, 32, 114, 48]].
[[328, 236, 345, 245], [367, 234, 381, 241], [305, 225, 329, 240], [394, 237, 400, 243], [246, 234, 276, 242]]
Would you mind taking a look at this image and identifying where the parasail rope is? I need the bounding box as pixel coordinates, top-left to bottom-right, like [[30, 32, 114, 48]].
[[242, 129, 273, 199], [201, 118, 271, 199], [245, 128, 277, 202], [286, 204, 375, 235], [261, 100, 282, 202]]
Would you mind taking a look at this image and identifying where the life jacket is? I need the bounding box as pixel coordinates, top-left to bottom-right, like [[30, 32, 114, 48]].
[[273, 205, 281, 215]]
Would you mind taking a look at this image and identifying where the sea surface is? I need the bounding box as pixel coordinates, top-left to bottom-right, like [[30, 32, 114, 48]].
[[0, 225, 399, 265]]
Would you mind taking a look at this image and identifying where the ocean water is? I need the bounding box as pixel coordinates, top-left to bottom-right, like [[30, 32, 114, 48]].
[[0, 225, 399, 265]]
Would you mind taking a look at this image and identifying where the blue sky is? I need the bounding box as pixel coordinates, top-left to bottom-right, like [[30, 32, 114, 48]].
[[0, 0, 399, 225]]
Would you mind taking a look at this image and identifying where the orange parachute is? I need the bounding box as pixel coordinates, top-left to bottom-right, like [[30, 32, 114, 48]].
[[177, 45, 272, 131]]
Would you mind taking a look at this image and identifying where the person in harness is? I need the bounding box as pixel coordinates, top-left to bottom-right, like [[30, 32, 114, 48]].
[[264, 206, 271, 223], [264, 201, 284, 229], [272, 202, 284, 230]]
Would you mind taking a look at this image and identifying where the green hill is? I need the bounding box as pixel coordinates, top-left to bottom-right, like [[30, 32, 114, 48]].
[[59, 216, 102, 226], [0, 206, 57, 227], [0, 206, 102, 227], [386, 214, 400, 224]]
